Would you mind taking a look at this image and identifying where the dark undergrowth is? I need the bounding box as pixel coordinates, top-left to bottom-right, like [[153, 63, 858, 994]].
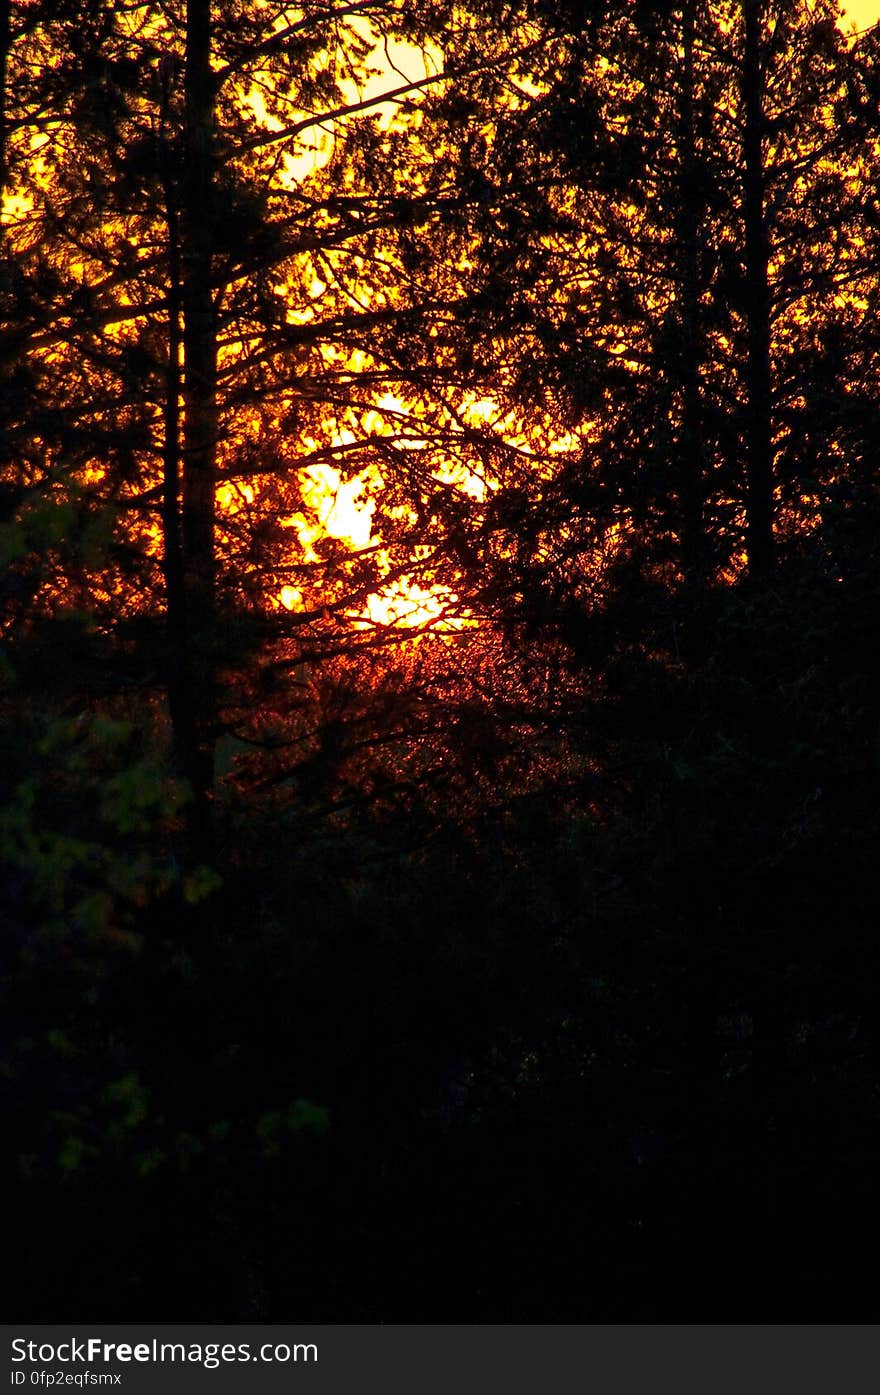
[[4, 547, 880, 1320]]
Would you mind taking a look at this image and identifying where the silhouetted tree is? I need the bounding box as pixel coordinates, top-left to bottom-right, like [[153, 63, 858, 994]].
[[2, 0, 517, 840], [415, 0, 875, 617]]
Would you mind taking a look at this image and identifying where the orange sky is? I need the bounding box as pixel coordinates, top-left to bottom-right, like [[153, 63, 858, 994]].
[[843, 1, 880, 26]]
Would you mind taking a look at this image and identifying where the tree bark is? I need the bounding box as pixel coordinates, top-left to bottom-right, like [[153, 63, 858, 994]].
[[742, 0, 774, 577], [0, 0, 13, 224], [677, 0, 707, 583], [181, 0, 218, 820], [159, 56, 199, 803]]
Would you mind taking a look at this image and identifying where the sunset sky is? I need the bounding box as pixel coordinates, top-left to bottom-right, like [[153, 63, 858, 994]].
[[843, 0, 880, 24]]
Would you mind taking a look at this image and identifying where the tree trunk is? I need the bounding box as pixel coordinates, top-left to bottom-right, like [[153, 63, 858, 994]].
[[0, 0, 11, 209], [181, 0, 218, 824], [159, 56, 199, 805], [742, 0, 774, 577], [677, 0, 707, 582]]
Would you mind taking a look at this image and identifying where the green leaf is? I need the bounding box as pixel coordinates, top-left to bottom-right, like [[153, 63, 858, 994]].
[[58, 1136, 87, 1172], [184, 865, 223, 905]]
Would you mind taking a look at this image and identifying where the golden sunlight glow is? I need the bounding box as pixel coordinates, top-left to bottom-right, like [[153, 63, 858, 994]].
[[11, 0, 872, 639], [841, 2, 880, 27], [298, 463, 375, 554], [278, 458, 467, 631], [363, 578, 457, 629], [244, 15, 440, 188]]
